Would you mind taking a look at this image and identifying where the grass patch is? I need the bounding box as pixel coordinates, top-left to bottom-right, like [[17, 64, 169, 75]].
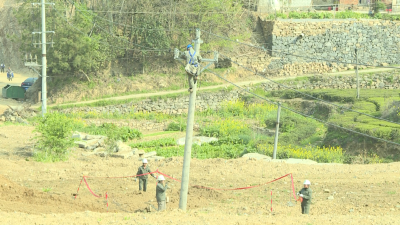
[[74, 123, 142, 142], [130, 138, 176, 148], [143, 131, 179, 137]]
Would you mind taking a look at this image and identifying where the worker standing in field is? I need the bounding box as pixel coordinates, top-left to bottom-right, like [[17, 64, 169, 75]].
[[156, 175, 168, 211], [182, 44, 202, 93], [136, 159, 157, 192], [298, 180, 312, 214], [0, 63, 5, 73]]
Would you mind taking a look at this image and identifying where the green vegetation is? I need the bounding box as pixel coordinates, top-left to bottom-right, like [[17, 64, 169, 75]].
[[266, 11, 399, 20], [130, 138, 176, 148], [258, 144, 344, 163], [42, 187, 52, 193], [131, 100, 347, 162], [15, 0, 248, 80], [166, 121, 187, 132], [75, 123, 142, 142], [33, 113, 76, 162]]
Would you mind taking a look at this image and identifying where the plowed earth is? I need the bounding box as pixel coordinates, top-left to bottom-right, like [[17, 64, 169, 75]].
[[0, 125, 399, 225]]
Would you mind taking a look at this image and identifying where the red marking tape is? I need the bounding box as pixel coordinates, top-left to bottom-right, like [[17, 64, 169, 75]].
[[78, 169, 298, 201]]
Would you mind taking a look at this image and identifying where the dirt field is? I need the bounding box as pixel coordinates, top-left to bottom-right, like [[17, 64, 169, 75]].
[[0, 125, 399, 224]]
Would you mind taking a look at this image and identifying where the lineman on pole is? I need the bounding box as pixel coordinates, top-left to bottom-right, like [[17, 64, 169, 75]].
[[297, 180, 312, 214], [136, 159, 156, 192], [181, 44, 202, 93]]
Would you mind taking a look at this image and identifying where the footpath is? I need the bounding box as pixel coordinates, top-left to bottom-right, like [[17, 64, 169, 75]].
[[48, 67, 396, 108]]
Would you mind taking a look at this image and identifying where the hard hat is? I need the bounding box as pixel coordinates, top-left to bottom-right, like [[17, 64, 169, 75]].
[[142, 159, 148, 164], [303, 180, 311, 185], [158, 175, 165, 181], [187, 44, 193, 49]]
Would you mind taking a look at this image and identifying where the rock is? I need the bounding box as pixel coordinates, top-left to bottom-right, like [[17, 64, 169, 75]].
[[116, 141, 131, 153], [72, 133, 83, 140], [176, 136, 218, 146], [85, 135, 106, 140], [324, 189, 330, 193], [143, 151, 157, 158], [75, 141, 88, 149], [148, 156, 165, 161], [327, 196, 334, 200], [242, 153, 271, 161], [97, 152, 108, 157]]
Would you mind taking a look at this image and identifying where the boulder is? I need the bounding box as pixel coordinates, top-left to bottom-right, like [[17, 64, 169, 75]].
[[177, 136, 218, 146]]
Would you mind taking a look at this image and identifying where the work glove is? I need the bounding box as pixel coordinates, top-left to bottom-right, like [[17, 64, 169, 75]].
[[299, 194, 304, 197], [296, 193, 299, 196]]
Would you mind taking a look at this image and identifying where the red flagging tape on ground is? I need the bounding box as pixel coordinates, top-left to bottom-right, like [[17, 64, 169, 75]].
[[290, 173, 298, 201], [74, 177, 83, 199], [79, 171, 159, 198], [79, 170, 297, 200]]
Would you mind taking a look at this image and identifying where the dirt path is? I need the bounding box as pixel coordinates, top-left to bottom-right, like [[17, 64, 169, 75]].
[[0, 125, 399, 224], [49, 67, 396, 108]]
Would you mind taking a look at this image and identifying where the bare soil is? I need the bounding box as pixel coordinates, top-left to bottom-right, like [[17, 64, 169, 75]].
[[0, 124, 399, 224]]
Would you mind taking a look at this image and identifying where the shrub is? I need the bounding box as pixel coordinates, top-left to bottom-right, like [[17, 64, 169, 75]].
[[34, 112, 77, 162], [77, 123, 142, 141], [257, 144, 344, 163], [200, 119, 251, 138], [166, 121, 186, 131]]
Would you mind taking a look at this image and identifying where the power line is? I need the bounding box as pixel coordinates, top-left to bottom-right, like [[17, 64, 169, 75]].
[[219, 52, 400, 127], [201, 29, 400, 70], [205, 68, 400, 147]]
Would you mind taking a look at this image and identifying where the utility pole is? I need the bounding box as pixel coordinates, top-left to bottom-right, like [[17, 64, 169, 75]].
[[29, 0, 54, 117], [355, 48, 360, 99], [174, 29, 218, 211], [272, 102, 281, 159]]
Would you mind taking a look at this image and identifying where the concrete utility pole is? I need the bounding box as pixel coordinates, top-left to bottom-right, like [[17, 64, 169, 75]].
[[272, 102, 281, 159], [174, 29, 218, 211], [355, 48, 360, 99], [29, 0, 54, 117], [41, 0, 47, 116]]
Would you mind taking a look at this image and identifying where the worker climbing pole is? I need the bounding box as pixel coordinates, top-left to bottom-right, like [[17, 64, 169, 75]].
[[174, 29, 218, 211]]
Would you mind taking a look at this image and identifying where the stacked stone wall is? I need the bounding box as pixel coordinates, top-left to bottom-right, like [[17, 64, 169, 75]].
[[257, 19, 400, 76]]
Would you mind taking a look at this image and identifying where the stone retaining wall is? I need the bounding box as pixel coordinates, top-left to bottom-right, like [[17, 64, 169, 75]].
[[262, 72, 400, 90], [257, 19, 400, 76], [58, 90, 240, 115]]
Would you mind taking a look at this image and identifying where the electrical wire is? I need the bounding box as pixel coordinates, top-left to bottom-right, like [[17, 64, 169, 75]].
[[219, 52, 400, 126], [205, 68, 400, 147], [201, 29, 400, 70]]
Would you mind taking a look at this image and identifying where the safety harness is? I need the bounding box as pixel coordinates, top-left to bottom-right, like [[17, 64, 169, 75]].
[[188, 50, 198, 67]]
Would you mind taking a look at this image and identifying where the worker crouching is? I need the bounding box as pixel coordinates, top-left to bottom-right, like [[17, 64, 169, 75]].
[[156, 175, 168, 211], [298, 180, 312, 214]]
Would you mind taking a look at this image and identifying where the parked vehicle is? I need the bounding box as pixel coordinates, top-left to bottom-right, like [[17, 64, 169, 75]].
[[21, 77, 38, 90]]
